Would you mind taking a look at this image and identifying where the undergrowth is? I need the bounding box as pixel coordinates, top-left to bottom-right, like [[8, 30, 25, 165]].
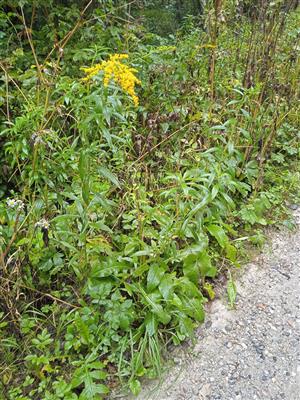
[[0, 1, 299, 399]]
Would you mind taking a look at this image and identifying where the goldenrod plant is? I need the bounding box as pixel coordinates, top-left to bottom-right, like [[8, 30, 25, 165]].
[[81, 54, 141, 106], [0, 1, 299, 399]]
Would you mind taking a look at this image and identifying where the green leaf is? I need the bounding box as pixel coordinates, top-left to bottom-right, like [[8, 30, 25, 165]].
[[78, 150, 89, 183], [226, 243, 237, 262], [145, 312, 157, 336], [142, 290, 171, 324], [182, 192, 211, 231], [98, 166, 120, 188], [183, 255, 200, 284], [182, 297, 205, 322], [79, 150, 90, 205], [129, 379, 141, 396], [227, 275, 237, 308], [198, 251, 217, 278], [178, 241, 208, 260], [71, 363, 109, 400], [147, 265, 165, 292], [159, 274, 174, 300], [154, 304, 171, 324], [82, 178, 90, 206], [80, 382, 109, 399], [207, 224, 228, 248], [177, 313, 194, 339], [203, 282, 215, 300], [178, 277, 203, 299], [101, 126, 113, 147]]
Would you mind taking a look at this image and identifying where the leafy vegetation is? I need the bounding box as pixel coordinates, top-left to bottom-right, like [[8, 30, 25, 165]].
[[0, 0, 299, 398]]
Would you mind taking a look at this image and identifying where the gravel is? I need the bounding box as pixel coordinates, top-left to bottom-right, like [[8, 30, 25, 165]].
[[116, 208, 300, 400]]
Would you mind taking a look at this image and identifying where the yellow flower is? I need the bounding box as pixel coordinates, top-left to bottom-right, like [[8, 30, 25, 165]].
[[81, 54, 141, 106]]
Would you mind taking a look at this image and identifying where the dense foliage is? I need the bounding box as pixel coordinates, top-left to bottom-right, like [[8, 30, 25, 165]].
[[0, 0, 299, 399]]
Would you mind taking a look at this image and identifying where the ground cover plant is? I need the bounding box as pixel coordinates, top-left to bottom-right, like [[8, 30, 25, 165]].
[[0, 0, 299, 398]]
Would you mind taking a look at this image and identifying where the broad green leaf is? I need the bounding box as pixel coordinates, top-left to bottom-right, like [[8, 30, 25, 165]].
[[182, 297, 205, 322], [182, 192, 211, 231], [211, 185, 219, 199], [221, 192, 235, 209], [178, 239, 208, 260], [101, 126, 112, 147], [145, 312, 157, 336], [177, 277, 203, 299], [177, 313, 194, 338], [226, 243, 237, 262], [147, 265, 165, 292], [198, 251, 217, 278], [159, 274, 174, 300], [142, 290, 170, 324], [153, 303, 171, 324], [133, 248, 153, 257], [183, 254, 200, 284], [129, 379, 141, 396], [207, 224, 228, 248]]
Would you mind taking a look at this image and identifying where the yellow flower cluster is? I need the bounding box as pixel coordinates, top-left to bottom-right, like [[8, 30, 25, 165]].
[[81, 54, 141, 106]]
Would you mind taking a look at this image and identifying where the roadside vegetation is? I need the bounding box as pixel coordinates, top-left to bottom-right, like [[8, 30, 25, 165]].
[[0, 1, 299, 398]]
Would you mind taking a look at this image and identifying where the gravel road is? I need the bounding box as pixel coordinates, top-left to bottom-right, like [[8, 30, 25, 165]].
[[122, 208, 300, 400]]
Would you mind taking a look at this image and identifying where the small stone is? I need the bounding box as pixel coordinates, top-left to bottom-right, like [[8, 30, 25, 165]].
[[287, 203, 299, 210], [173, 357, 182, 365], [205, 320, 213, 329]]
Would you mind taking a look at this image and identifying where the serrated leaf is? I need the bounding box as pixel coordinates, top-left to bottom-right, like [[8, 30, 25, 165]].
[[72, 364, 109, 400], [80, 382, 109, 399]]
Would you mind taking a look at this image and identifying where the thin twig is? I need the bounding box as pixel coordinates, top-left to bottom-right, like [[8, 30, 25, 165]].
[[130, 121, 197, 166], [44, 0, 139, 64], [1, 277, 79, 309], [20, 6, 43, 83], [44, 0, 95, 64], [0, 62, 30, 105]]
